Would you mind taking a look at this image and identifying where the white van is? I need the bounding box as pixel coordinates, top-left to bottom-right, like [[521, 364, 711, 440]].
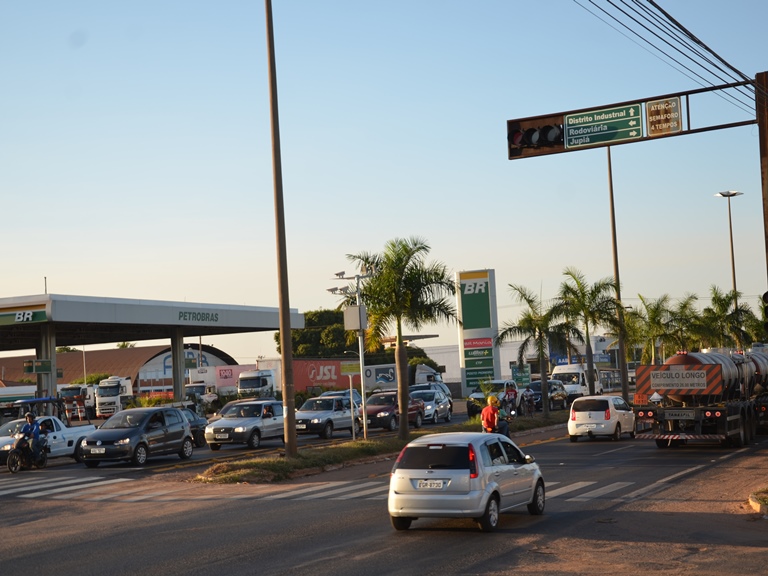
[[550, 364, 602, 402]]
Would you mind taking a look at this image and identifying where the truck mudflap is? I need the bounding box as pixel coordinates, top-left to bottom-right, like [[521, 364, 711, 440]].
[[635, 433, 726, 440]]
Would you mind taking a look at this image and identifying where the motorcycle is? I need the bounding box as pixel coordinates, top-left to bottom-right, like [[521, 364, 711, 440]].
[[6, 434, 48, 474]]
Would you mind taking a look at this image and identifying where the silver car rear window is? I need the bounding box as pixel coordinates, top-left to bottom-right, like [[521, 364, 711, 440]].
[[395, 445, 470, 470], [573, 399, 609, 412]]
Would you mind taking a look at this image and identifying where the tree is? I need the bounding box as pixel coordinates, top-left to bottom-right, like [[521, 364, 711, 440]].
[[348, 236, 457, 441], [116, 342, 135, 349], [667, 293, 699, 352], [556, 268, 617, 395], [495, 284, 577, 417], [636, 294, 671, 364]]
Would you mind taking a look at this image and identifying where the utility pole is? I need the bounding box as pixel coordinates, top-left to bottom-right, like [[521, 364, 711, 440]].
[[756, 72, 768, 287]]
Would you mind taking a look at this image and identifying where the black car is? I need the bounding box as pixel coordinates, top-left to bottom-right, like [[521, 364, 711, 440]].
[[180, 407, 208, 448], [80, 407, 195, 467], [528, 380, 569, 411]]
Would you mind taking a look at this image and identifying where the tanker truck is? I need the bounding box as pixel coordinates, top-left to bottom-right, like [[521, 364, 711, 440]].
[[633, 348, 768, 448]]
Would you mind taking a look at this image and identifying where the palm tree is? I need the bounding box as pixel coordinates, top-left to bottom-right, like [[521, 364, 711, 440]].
[[347, 236, 457, 441], [556, 268, 617, 395], [667, 293, 699, 352], [495, 284, 577, 417], [636, 294, 671, 363]]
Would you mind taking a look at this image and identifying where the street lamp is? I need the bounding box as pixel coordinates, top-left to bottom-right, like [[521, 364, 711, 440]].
[[328, 268, 374, 439], [715, 191, 743, 313]]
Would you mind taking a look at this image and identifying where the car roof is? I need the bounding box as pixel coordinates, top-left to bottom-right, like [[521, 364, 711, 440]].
[[406, 432, 506, 446]]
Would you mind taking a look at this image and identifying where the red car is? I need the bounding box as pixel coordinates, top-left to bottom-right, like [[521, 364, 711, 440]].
[[364, 391, 424, 431]]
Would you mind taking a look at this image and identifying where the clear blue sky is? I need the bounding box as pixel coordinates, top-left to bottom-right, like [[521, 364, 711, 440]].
[[2, 1, 767, 363]]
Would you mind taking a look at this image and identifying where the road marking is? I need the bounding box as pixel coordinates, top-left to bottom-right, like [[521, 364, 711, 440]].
[[546, 481, 596, 498], [0, 476, 104, 496], [263, 481, 348, 499], [297, 481, 382, 500], [334, 483, 389, 499], [19, 478, 133, 498], [567, 482, 634, 501]]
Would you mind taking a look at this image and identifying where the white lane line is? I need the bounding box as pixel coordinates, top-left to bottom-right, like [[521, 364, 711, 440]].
[[19, 478, 133, 498], [546, 481, 596, 498], [567, 482, 634, 502]]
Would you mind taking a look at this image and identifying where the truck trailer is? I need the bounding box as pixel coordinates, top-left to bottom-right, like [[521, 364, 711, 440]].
[[633, 348, 768, 448]]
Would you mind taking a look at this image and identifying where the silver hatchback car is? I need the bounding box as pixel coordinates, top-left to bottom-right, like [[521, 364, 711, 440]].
[[388, 432, 545, 532]]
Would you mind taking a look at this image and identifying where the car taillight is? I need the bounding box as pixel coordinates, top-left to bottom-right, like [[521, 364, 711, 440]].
[[604, 409, 611, 420], [468, 445, 478, 479], [570, 407, 576, 421], [391, 446, 408, 475]]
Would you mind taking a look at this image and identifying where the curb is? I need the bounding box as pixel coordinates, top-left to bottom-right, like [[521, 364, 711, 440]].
[[749, 494, 768, 516]]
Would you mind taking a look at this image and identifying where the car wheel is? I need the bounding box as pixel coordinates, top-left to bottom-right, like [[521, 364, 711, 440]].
[[414, 412, 423, 429], [562, 399, 567, 410], [431, 411, 438, 425], [569, 435, 579, 442], [477, 495, 500, 532], [74, 439, 86, 463], [132, 444, 148, 466], [612, 424, 621, 441], [179, 438, 194, 459], [527, 480, 546, 515], [194, 430, 206, 448], [248, 430, 261, 449], [549, 399, 555, 411], [352, 419, 361, 437], [209, 443, 221, 451], [84, 460, 100, 468], [444, 410, 452, 423], [390, 516, 412, 531], [387, 416, 398, 432], [320, 421, 333, 439]]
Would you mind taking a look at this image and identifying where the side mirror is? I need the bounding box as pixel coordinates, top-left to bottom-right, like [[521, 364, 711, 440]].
[[525, 454, 536, 464]]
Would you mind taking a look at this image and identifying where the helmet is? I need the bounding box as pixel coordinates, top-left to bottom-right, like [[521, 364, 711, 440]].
[[487, 396, 499, 406]]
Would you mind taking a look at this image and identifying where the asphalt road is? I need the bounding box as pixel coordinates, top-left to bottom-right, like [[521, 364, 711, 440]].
[[1, 420, 767, 576]]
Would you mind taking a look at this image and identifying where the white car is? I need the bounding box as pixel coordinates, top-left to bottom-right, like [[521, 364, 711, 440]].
[[409, 389, 452, 424], [568, 395, 635, 441], [388, 432, 545, 532]]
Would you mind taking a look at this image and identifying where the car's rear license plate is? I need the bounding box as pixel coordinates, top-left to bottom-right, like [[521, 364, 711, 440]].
[[91, 447, 105, 454], [583, 424, 596, 429], [417, 480, 443, 489], [215, 434, 228, 439]]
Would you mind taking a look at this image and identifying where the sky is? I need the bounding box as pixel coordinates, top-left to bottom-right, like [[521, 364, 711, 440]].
[[2, 1, 767, 364]]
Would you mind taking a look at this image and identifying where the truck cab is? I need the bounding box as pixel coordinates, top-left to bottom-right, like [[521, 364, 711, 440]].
[[236, 370, 275, 398]]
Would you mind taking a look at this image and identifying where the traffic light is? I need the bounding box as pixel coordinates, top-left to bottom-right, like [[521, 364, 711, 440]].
[[507, 114, 566, 159], [763, 291, 768, 334]]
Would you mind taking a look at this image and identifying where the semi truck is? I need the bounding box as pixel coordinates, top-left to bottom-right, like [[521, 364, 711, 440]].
[[59, 384, 96, 420], [236, 370, 276, 398], [633, 348, 768, 448], [95, 376, 134, 418]]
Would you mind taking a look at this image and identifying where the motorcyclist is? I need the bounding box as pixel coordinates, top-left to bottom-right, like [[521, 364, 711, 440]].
[[20, 412, 41, 461], [522, 385, 535, 416], [481, 396, 509, 438]]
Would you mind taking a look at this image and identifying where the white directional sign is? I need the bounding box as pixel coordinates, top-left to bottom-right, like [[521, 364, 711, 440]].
[[564, 104, 643, 149]]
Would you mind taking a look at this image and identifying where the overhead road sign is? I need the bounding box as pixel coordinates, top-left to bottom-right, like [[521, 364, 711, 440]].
[[564, 104, 643, 149], [646, 97, 682, 137]]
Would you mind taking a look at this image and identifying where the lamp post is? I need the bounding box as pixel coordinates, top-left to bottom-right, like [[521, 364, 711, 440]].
[[715, 191, 743, 315], [329, 269, 373, 439]]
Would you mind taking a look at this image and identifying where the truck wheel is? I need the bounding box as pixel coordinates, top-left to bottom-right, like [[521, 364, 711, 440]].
[[320, 421, 333, 439], [248, 430, 261, 449], [132, 444, 148, 466]]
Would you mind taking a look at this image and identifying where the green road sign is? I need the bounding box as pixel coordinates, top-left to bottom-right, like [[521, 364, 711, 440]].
[[564, 104, 642, 149], [511, 363, 531, 386], [466, 358, 494, 369]]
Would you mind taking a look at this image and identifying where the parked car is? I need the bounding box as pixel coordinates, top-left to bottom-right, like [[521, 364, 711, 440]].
[[568, 395, 636, 442], [319, 388, 364, 408], [528, 380, 569, 411], [365, 391, 424, 431], [180, 407, 208, 448], [80, 407, 194, 467], [388, 431, 545, 532], [409, 382, 453, 412], [466, 380, 519, 417], [205, 400, 284, 450], [409, 390, 452, 425], [294, 396, 360, 439]]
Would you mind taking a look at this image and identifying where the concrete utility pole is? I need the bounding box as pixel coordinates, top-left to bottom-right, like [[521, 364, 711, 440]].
[[755, 72, 768, 287]]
